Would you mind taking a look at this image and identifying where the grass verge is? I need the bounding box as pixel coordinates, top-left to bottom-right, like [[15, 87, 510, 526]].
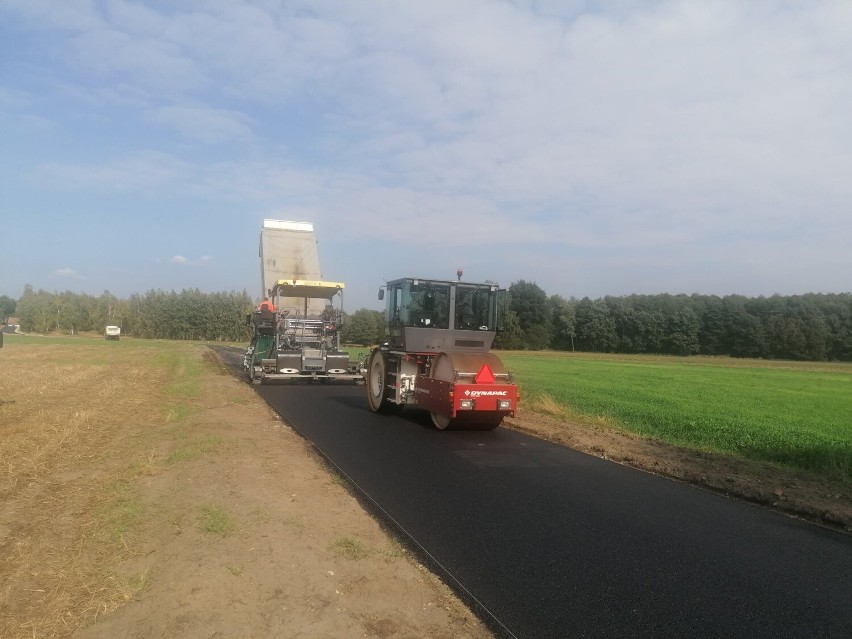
[[501, 351, 852, 480]]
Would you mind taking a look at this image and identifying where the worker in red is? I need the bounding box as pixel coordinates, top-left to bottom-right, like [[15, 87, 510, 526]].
[[258, 297, 276, 312]]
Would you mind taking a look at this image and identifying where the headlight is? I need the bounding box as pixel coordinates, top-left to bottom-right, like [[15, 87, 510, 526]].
[[459, 399, 474, 410], [498, 399, 512, 410]]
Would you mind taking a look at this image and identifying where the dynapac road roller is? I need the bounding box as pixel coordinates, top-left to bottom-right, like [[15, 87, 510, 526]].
[[365, 273, 519, 430]]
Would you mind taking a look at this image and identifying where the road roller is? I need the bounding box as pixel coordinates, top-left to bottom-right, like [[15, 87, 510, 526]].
[[364, 272, 519, 430]]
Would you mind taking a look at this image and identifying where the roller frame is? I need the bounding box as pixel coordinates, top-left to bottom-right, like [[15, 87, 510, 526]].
[[366, 347, 518, 429], [365, 276, 519, 430], [414, 376, 518, 420]]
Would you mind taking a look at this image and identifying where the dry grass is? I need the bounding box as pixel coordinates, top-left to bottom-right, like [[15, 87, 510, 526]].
[[0, 338, 495, 639], [0, 339, 207, 639], [196, 504, 235, 537], [525, 392, 566, 417], [523, 391, 619, 431], [328, 536, 369, 560]]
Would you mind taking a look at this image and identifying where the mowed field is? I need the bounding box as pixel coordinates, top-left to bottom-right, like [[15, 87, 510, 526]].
[[500, 351, 852, 481], [0, 334, 489, 639]]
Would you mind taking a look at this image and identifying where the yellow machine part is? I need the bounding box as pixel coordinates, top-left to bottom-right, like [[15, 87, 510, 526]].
[[271, 279, 345, 300]]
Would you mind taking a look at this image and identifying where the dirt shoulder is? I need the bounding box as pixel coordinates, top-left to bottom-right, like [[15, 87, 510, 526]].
[[0, 340, 490, 639], [504, 411, 852, 533], [75, 354, 490, 639]]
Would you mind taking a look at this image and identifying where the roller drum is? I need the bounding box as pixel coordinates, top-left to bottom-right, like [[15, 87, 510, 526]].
[[431, 351, 508, 381], [429, 351, 507, 431]]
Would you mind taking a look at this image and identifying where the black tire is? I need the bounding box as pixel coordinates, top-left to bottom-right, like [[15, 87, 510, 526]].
[[366, 349, 402, 414], [246, 357, 262, 385], [250, 366, 262, 385], [430, 411, 503, 431], [429, 352, 502, 430]]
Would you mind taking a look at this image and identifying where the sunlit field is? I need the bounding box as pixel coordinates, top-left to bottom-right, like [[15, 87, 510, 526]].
[[0, 333, 215, 634], [500, 351, 852, 481], [4, 335, 849, 480]]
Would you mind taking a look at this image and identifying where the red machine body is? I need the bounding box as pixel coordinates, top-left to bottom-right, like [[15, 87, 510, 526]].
[[364, 277, 519, 430]]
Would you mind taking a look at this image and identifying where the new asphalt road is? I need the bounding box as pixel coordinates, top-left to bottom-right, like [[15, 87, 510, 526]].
[[213, 348, 852, 638]]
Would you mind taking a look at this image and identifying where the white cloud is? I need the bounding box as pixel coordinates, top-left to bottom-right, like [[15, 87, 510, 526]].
[[0, 87, 33, 109], [42, 151, 193, 191], [71, 27, 204, 92], [169, 255, 213, 267], [53, 267, 85, 280], [148, 104, 253, 143], [0, 0, 102, 31], [3, 0, 851, 301]]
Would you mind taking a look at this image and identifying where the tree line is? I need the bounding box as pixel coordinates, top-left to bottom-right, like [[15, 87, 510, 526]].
[[497, 281, 852, 361], [6, 283, 851, 361], [10, 285, 253, 342]]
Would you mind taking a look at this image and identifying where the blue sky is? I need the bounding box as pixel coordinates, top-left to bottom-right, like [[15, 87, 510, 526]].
[[1, 0, 850, 311]]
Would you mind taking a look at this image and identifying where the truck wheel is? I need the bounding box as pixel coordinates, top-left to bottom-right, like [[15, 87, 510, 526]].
[[366, 350, 401, 414]]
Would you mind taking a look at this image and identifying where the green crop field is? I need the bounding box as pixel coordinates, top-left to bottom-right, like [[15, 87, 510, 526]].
[[500, 351, 852, 481]]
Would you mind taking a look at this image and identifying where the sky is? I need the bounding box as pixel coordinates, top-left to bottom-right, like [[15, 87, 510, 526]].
[[1, 0, 850, 311]]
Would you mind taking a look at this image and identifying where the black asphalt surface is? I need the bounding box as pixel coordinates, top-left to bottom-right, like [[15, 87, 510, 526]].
[[213, 347, 852, 638]]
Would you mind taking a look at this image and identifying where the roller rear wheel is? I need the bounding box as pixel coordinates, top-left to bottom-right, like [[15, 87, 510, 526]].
[[429, 411, 503, 431], [366, 349, 402, 414], [429, 352, 503, 431], [430, 411, 452, 430]]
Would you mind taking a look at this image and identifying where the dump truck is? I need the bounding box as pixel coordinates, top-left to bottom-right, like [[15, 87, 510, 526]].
[[105, 325, 121, 340], [242, 220, 360, 383], [259, 219, 324, 314], [364, 272, 519, 430]]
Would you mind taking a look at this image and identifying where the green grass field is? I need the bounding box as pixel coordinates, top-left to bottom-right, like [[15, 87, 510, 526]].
[[500, 351, 852, 481]]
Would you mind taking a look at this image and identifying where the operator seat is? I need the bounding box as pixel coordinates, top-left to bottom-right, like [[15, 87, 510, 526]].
[[253, 308, 277, 336]]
